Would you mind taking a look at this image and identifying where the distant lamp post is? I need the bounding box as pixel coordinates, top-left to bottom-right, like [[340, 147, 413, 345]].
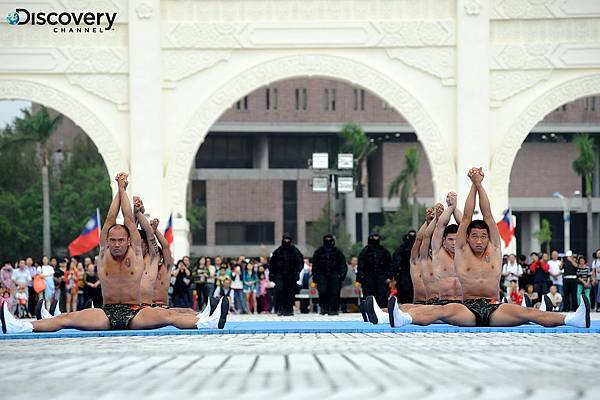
[[553, 190, 580, 253]]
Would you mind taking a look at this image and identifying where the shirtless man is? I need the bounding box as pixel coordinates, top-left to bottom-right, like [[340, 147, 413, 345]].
[[386, 167, 590, 329], [411, 209, 433, 305], [430, 192, 463, 305], [1, 173, 228, 334], [419, 203, 444, 305]]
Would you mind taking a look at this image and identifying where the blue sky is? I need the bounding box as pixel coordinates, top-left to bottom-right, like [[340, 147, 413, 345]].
[[0, 100, 31, 127]]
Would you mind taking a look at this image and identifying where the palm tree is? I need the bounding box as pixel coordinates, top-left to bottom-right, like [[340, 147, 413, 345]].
[[338, 123, 376, 244], [388, 146, 420, 229], [534, 218, 552, 254], [0, 106, 62, 256], [572, 133, 597, 259]]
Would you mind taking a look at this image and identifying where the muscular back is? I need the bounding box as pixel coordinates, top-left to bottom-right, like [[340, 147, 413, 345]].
[[433, 249, 462, 300], [455, 244, 502, 301], [98, 246, 145, 304]]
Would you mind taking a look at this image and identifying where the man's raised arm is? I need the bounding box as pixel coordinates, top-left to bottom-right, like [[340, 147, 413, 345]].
[[419, 213, 438, 260], [472, 168, 501, 249], [134, 197, 159, 261], [118, 174, 142, 255], [456, 174, 478, 249], [99, 173, 123, 252], [152, 218, 173, 267], [432, 193, 457, 253]]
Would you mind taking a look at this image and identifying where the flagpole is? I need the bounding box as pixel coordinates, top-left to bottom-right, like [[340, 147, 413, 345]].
[[96, 207, 101, 254]]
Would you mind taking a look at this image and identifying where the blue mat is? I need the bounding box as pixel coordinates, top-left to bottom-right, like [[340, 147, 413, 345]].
[[1, 320, 599, 339]]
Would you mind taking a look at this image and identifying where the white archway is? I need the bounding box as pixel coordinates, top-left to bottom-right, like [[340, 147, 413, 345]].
[[165, 54, 455, 216], [490, 74, 600, 210], [0, 79, 128, 182]]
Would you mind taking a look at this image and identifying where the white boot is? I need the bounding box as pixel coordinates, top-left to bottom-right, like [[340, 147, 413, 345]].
[[565, 296, 591, 328], [387, 296, 412, 328], [521, 293, 529, 308], [40, 305, 54, 320], [539, 295, 551, 312], [371, 297, 389, 325], [1, 303, 33, 334], [52, 298, 61, 317], [197, 297, 229, 330]]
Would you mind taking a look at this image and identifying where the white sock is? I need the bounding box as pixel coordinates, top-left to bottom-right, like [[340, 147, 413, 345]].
[[2, 303, 33, 334], [564, 296, 589, 328], [539, 296, 547, 312], [372, 299, 389, 325], [196, 302, 211, 320], [197, 298, 222, 329], [390, 299, 412, 328], [41, 306, 54, 320], [53, 299, 61, 317], [521, 296, 527, 308]]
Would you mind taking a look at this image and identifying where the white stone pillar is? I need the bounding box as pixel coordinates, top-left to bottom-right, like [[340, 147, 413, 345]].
[[128, 0, 163, 218], [455, 1, 492, 211], [530, 212, 540, 253], [172, 217, 190, 261]]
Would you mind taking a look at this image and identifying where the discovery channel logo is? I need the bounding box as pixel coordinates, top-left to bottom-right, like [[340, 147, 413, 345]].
[[5, 8, 117, 33]]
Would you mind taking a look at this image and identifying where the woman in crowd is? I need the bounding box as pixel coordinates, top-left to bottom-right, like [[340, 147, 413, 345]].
[[171, 259, 192, 308], [243, 262, 258, 314], [577, 255, 592, 305], [64, 262, 80, 312], [257, 271, 270, 313], [38, 256, 55, 308], [83, 262, 102, 308], [192, 257, 209, 311]]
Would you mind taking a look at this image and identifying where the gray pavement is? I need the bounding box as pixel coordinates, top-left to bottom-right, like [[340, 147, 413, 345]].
[[2, 313, 600, 399]]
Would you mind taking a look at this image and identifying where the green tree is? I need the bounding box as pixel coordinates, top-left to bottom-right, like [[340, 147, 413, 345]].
[[338, 123, 376, 245], [572, 133, 597, 258], [388, 146, 420, 229], [534, 218, 552, 254], [376, 205, 426, 252], [306, 206, 353, 258], [1, 106, 62, 256], [187, 201, 206, 243]]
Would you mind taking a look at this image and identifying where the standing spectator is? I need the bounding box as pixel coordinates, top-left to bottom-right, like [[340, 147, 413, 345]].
[[502, 254, 523, 292], [296, 258, 312, 314], [591, 249, 600, 311], [517, 254, 531, 290], [547, 285, 563, 312], [38, 256, 55, 308], [269, 234, 304, 316], [529, 252, 549, 296], [2, 261, 16, 295], [84, 262, 102, 308], [205, 257, 217, 303], [576, 256, 592, 305], [257, 272, 270, 313], [191, 257, 209, 311], [10, 261, 29, 317], [54, 260, 68, 312], [563, 254, 579, 312], [547, 250, 564, 295], [25, 257, 38, 316], [231, 264, 247, 313], [357, 233, 392, 308], [391, 231, 416, 304], [65, 262, 80, 312], [76, 262, 85, 311], [171, 259, 192, 308], [243, 262, 258, 314]]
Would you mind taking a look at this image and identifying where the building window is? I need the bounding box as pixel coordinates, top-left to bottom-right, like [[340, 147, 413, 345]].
[[236, 96, 249, 111], [190, 180, 207, 245], [266, 87, 278, 110], [215, 222, 275, 245], [269, 134, 338, 169], [353, 88, 365, 111], [382, 101, 389, 110], [295, 88, 307, 111], [584, 97, 596, 112], [324, 88, 336, 111], [283, 181, 297, 240], [195, 134, 254, 168]]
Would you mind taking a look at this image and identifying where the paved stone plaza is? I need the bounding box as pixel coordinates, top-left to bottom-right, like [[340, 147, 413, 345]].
[[2, 313, 600, 400]]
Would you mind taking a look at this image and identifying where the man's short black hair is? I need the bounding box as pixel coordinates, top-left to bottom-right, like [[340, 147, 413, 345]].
[[466, 220, 489, 236], [443, 224, 459, 238], [107, 224, 130, 238]]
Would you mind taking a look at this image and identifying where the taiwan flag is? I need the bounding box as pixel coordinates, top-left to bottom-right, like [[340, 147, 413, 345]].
[[164, 212, 173, 248], [497, 209, 515, 248], [68, 210, 101, 256]]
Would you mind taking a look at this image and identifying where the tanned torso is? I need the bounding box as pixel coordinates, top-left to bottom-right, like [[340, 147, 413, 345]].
[[433, 248, 462, 300], [410, 258, 427, 302], [419, 256, 441, 300], [153, 263, 170, 305], [98, 246, 144, 304], [140, 253, 159, 304], [455, 243, 502, 301]]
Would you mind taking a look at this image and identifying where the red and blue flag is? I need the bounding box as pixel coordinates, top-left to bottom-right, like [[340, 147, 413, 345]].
[[68, 211, 100, 256]]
